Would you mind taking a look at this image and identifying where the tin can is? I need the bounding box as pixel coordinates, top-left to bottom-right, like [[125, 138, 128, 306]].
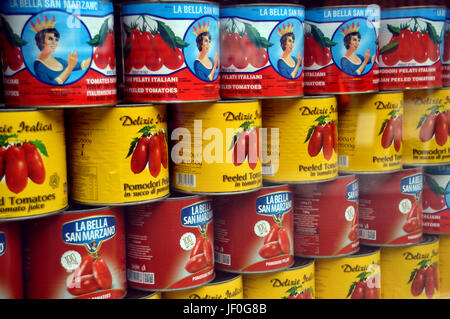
[[337, 91, 404, 173], [261, 96, 338, 183], [292, 174, 359, 258], [120, 0, 220, 103], [0, 0, 117, 107], [358, 168, 423, 246], [403, 88, 450, 165], [379, 6, 446, 90], [443, 10, 450, 86], [214, 184, 294, 273], [380, 235, 439, 299], [219, 3, 305, 99], [439, 234, 450, 298], [315, 245, 381, 299], [303, 5, 380, 95], [0, 108, 68, 220], [67, 104, 170, 206], [125, 288, 162, 299], [242, 257, 314, 299], [23, 205, 127, 299], [0, 221, 23, 299], [422, 165, 450, 234], [126, 194, 215, 291], [170, 100, 262, 195], [162, 271, 243, 299]]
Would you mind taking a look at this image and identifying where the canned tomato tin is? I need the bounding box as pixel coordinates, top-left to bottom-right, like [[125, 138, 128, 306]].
[[0, 0, 117, 107], [67, 104, 169, 206], [303, 5, 380, 95], [443, 10, 450, 86], [0, 221, 23, 299], [23, 205, 127, 299], [337, 91, 404, 173], [358, 168, 423, 246], [379, 6, 446, 90], [0, 108, 68, 220], [126, 194, 215, 291], [315, 246, 381, 299], [219, 3, 305, 99], [120, 0, 220, 103], [292, 174, 359, 258], [439, 234, 450, 298], [163, 271, 243, 299], [214, 184, 294, 273], [423, 165, 450, 234], [381, 235, 439, 299], [170, 100, 262, 194], [261, 96, 338, 183], [125, 288, 162, 299], [242, 257, 314, 299], [403, 88, 450, 165]]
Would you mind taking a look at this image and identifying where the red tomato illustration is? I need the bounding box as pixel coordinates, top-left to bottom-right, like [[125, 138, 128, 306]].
[[5, 146, 28, 194], [381, 118, 395, 149], [148, 135, 162, 178], [158, 132, 168, 169], [130, 137, 150, 174], [0, 147, 6, 181], [435, 112, 448, 146], [185, 253, 208, 273], [21, 142, 45, 184], [322, 123, 334, 161], [419, 113, 437, 142], [247, 129, 258, 170], [92, 258, 113, 290], [307, 125, 323, 157], [398, 29, 413, 62], [258, 241, 282, 259], [233, 131, 248, 166]]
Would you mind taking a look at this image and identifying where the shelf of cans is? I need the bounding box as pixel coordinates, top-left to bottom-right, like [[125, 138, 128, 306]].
[[0, 0, 449, 299]]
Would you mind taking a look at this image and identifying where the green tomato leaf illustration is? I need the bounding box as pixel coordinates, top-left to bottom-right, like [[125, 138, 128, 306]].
[[29, 140, 48, 157]]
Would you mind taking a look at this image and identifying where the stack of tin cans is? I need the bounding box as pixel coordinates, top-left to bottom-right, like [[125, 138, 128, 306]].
[[0, 0, 449, 300]]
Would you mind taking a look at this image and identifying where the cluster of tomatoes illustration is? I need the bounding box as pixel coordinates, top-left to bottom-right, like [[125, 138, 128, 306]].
[[423, 175, 448, 211], [347, 270, 380, 299], [417, 105, 449, 146], [402, 199, 422, 233], [304, 24, 335, 67], [89, 19, 115, 70], [381, 21, 442, 66], [258, 223, 290, 259], [0, 135, 47, 194], [185, 234, 213, 273], [221, 19, 272, 69], [231, 121, 260, 170], [284, 286, 313, 299], [0, 17, 26, 72], [123, 16, 188, 73], [127, 126, 168, 178], [409, 261, 439, 299], [379, 110, 402, 152], [305, 115, 337, 161], [66, 253, 112, 296]]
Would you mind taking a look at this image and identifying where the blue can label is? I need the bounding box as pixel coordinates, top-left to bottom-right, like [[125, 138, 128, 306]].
[[62, 215, 117, 253], [255, 191, 292, 222], [401, 173, 423, 196], [346, 179, 359, 201], [0, 232, 5, 256], [181, 200, 213, 229]]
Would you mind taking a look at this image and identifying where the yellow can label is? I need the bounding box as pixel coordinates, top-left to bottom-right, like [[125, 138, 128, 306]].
[[338, 92, 403, 172], [162, 274, 243, 299], [242, 259, 315, 299], [171, 101, 262, 193], [403, 88, 450, 165], [68, 105, 170, 205], [315, 248, 381, 299], [380, 236, 439, 299], [0, 109, 68, 220], [440, 235, 450, 299], [262, 97, 338, 183]]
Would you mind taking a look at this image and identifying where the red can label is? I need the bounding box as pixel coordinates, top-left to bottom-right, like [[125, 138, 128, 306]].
[[0, 222, 23, 299], [214, 185, 294, 273], [219, 4, 304, 98], [379, 6, 446, 90], [0, 0, 117, 107], [304, 6, 380, 94], [120, 2, 220, 102], [293, 175, 359, 257], [423, 165, 450, 234], [443, 10, 450, 86], [24, 207, 127, 299], [358, 169, 423, 246], [126, 196, 215, 291]]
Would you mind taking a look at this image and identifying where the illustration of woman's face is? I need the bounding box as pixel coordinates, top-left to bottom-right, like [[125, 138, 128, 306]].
[[201, 35, 211, 53], [350, 35, 360, 50], [43, 32, 59, 53], [285, 35, 294, 52]]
